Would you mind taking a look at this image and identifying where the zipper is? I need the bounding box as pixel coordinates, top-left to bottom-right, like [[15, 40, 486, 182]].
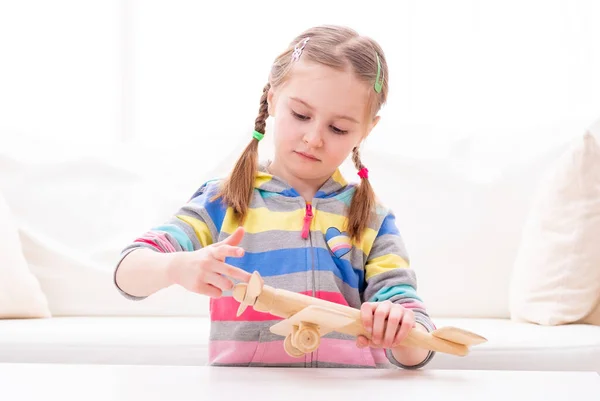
[[301, 203, 313, 239], [301, 203, 316, 298], [301, 201, 317, 367]]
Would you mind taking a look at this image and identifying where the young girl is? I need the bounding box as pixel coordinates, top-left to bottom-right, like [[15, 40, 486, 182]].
[[114, 25, 436, 370]]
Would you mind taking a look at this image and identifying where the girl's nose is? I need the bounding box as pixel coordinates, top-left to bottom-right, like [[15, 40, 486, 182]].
[[302, 128, 324, 148]]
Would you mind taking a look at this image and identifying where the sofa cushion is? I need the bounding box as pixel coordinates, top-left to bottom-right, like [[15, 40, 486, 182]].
[[0, 317, 598, 373], [429, 318, 600, 373], [0, 190, 50, 319], [358, 134, 571, 319], [509, 125, 600, 326], [0, 145, 210, 317], [0, 317, 210, 366]]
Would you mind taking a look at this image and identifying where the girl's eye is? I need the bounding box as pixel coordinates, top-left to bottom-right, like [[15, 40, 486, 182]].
[[292, 111, 309, 120], [330, 125, 348, 135], [292, 110, 347, 135]]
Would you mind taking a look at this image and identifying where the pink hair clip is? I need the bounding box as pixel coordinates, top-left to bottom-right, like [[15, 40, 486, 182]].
[[357, 167, 369, 179], [291, 37, 310, 62]]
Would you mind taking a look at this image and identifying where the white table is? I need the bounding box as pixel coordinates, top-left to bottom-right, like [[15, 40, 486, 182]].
[[0, 363, 598, 400]]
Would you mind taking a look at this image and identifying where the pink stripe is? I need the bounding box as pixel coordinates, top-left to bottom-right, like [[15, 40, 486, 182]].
[[142, 231, 177, 252], [211, 291, 349, 321], [401, 301, 426, 310], [134, 231, 177, 253], [316, 338, 377, 366], [151, 232, 177, 252], [210, 338, 384, 367], [372, 348, 388, 364], [209, 340, 280, 365], [330, 243, 351, 253], [134, 238, 162, 251]]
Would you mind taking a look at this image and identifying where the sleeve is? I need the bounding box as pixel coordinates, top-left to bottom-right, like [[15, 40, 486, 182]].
[[361, 210, 436, 369], [113, 181, 223, 300]]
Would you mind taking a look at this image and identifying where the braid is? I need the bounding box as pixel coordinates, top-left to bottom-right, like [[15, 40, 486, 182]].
[[347, 147, 376, 242], [254, 84, 270, 135], [214, 83, 271, 222]]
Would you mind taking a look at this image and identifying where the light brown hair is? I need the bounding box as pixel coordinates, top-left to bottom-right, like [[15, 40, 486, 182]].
[[214, 25, 389, 242]]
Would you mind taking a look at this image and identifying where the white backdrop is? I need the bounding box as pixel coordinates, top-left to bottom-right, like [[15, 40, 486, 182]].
[[1, 0, 598, 165], [1, 1, 599, 318]]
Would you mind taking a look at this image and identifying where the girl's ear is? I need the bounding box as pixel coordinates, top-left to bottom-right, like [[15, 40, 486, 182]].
[[368, 115, 380, 134], [267, 87, 276, 117], [359, 115, 380, 145]]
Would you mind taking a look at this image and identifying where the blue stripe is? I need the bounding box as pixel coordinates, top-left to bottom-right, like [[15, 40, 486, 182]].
[[280, 188, 300, 197], [330, 185, 356, 204], [369, 284, 423, 303], [225, 247, 363, 289], [190, 182, 227, 232], [258, 190, 279, 199], [377, 213, 400, 237], [153, 224, 193, 252]]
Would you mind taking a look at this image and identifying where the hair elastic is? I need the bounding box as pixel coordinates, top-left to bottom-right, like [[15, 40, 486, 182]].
[[253, 130, 264, 141], [357, 167, 369, 179]]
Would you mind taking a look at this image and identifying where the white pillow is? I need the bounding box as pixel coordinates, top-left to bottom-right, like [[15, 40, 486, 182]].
[[509, 125, 600, 326], [358, 136, 569, 319], [0, 141, 210, 317], [0, 190, 51, 318]]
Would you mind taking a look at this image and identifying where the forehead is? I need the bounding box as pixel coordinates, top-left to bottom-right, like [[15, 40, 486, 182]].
[[280, 61, 372, 120]]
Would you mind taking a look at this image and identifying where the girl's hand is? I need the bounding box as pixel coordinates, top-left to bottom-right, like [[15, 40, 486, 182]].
[[166, 226, 251, 298], [357, 300, 416, 349]]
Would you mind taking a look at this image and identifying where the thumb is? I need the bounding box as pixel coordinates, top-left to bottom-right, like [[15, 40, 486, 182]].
[[218, 226, 245, 247]]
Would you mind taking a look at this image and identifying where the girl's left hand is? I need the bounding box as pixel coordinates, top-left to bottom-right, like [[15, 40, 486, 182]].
[[356, 300, 415, 349]]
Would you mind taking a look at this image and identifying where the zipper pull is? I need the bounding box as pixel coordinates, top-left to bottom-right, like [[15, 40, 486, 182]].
[[301, 203, 313, 239]]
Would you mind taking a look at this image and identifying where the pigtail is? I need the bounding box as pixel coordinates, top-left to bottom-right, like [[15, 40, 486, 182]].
[[214, 83, 271, 222], [347, 147, 376, 242]]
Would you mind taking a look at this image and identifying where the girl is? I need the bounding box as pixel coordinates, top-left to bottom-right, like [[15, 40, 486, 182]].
[[115, 25, 436, 369]]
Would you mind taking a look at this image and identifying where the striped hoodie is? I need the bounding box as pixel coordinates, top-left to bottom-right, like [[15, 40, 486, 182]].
[[115, 161, 436, 369]]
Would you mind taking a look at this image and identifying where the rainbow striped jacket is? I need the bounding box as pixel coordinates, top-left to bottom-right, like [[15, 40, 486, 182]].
[[115, 162, 436, 369]]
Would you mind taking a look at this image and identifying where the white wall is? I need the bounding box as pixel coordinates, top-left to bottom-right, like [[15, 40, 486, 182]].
[[0, 0, 599, 167], [0, 1, 122, 146]]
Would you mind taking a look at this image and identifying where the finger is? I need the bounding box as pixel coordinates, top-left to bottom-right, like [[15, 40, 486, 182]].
[[212, 262, 252, 283], [360, 302, 376, 335], [356, 335, 369, 349], [372, 301, 391, 346], [393, 309, 415, 347], [202, 271, 235, 292], [383, 305, 404, 348], [193, 282, 222, 298], [216, 226, 245, 247], [210, 244, 245, 261]]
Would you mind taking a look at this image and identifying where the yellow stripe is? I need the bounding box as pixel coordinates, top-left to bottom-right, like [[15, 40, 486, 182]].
[[176, 215, 213, 248], [222, 207, 305, 234], [365, 254, 410, 280], [314, 210, 377, 256], [331, 169, 347, 186], [327, 236, 351, 248], [254, 172, 272, 188], [221, 207, 377, 256]]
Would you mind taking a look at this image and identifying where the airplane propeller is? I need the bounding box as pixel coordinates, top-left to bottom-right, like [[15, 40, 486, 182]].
[[233, 271, 264, 317]]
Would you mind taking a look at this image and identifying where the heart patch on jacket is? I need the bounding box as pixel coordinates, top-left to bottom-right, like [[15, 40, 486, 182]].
[[325, 227, 352, 258]]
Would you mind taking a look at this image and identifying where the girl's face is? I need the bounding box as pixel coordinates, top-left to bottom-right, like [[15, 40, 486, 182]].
[[267, 60, 379, 184]]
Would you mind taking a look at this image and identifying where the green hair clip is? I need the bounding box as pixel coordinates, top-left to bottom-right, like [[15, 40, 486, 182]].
[[374, 53, 383, 93], [253, 130, 264, 141]]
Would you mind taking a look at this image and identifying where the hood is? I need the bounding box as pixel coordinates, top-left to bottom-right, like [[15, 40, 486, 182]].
[[254, 160, 355, 200]]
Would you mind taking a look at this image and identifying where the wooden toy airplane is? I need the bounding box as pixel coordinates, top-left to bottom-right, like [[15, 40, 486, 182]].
[[232, 271, 487, 358]]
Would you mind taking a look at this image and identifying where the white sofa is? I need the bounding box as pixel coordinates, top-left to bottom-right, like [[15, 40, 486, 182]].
[[1, 122, 599, 373]]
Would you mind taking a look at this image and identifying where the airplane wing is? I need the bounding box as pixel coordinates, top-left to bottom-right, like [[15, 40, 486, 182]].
[[431, 326, 488, 346], [269, 305, 356, 337]]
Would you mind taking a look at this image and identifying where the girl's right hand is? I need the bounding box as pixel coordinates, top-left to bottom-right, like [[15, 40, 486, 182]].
[[166, 226, 251, 298]]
